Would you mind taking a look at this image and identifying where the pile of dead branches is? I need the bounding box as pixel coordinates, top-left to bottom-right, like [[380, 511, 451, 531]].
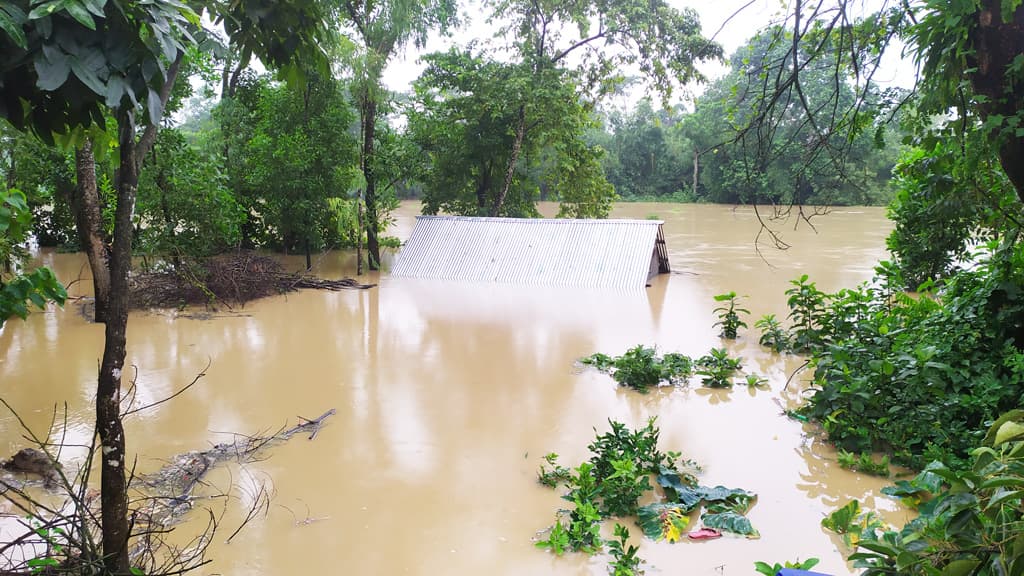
[[129, 252, 373, 310]]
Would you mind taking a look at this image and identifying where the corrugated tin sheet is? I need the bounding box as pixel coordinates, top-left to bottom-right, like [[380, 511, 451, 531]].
[[391, 216, 670, 290]]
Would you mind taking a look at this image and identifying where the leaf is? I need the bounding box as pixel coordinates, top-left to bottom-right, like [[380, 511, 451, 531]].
[[63, 1, 96, 29], [994, 421, 1024, 446], [983, 410, 1024, 446], [146, 87, 163, 126], [0, 5, 28, 49], [637, 503, 690, 542], [942, 559, 981, 576], [700, 511, 759, 538], [69, 54, 106, 95], [34, 47, 71, 90]]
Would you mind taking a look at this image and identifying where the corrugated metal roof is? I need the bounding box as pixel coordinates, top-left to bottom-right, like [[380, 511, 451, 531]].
[[391, 216, 670, 290]]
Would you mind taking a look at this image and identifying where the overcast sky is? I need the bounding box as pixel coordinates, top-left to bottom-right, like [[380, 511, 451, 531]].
[[380, 0, 914, 107]]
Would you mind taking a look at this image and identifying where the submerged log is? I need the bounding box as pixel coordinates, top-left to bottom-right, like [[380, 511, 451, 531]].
[[138, 410, 336, 527]]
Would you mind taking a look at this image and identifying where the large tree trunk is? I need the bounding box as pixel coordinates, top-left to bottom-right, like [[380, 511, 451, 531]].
[[73, 140, 111, 323], [969, 0, 1024, 201], [360, 96, 380, 270], [492, 105, 527, 217]]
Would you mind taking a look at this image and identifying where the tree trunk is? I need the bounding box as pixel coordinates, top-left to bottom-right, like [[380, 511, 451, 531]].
[[969, 0, 1024, 201], [357, 196, 363, 275], [692, 147, 699, 197], [73, 140, 112, 323], [475, 161, 492, 212], [492, 105, 527, 217], [360, 96, 380, 270], [95, 112, 140, 575]]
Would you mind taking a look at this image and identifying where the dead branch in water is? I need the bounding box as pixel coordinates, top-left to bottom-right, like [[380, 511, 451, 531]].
[[129, 252, 374, 310]]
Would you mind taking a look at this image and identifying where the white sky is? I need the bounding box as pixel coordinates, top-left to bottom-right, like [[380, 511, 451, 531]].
[[380, 0, 915, 107]]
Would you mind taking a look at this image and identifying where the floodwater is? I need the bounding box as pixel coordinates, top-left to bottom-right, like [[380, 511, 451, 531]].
[[0, 202, 911, 575]]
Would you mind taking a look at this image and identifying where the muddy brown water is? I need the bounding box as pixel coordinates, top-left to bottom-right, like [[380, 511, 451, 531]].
[[1, 202, 912, 575]]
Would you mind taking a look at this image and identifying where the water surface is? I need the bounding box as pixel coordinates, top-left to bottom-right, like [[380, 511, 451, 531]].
[[0, 203, 908, 575]]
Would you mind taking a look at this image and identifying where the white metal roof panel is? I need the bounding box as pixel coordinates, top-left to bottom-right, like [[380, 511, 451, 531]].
[[391, 216, 669, 290]]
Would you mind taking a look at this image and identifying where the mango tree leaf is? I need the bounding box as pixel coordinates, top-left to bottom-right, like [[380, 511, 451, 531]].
[[637, 503, 690, 543], [0, 5, 28, 49], [63, 1, 96, 29], [995, 421, 1024, 446], [701, 511, 759, 538], [941, 559, 981, 576], [984, 410, 1024, 446]]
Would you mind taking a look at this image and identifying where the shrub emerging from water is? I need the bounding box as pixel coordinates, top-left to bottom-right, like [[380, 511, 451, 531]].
[[712, 291, 749, 339], [580, 346, 693, 391], [695, 348, 742, 388]]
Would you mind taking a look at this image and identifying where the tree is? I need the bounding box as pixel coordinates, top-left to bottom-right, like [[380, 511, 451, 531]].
[[338, 0, 458, 270], [482, 0, 722, 216], [409, 49, 614, 217], [218, 73, 358, 266], [0, 1, 333, 571], [680, 28, 900, 207]]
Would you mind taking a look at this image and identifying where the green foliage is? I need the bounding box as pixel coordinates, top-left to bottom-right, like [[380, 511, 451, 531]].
[[785, 274, 827, 352], [836, 450, 891, 477], [218, 73, 358, 253], [754, 314, 790, 352], [825, 412, 1024, 574], [537, 453, 573, 488], [820, 500, 884, 548], [136, 129, 245, 259], [581, 346, 692, 391], [712, 291, 749, 339], [0, 187, 67, 326], [409, 49, 615, 218], [754, 558, 820, 576], [679, 27, 902, 206], [700, 511, 759, 538], [886, 139, 1019, 290], [536, 419, 757, 573], [607, 524, 644, 576], [695, 348, 742, 388], [794, 242, 1024, 469], [636, 503, 689, 543], [744, 374, 768, 389], [536, 419, 757, 571]]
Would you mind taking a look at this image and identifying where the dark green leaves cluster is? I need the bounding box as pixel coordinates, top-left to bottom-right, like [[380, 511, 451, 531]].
[[823, 411, 1024, 575], [789, 243, 1024, 469], [0, 188, 67, 326], [535, 419, 758, 569], [580, 346, 692, 391], [712, 291, 749, 339]]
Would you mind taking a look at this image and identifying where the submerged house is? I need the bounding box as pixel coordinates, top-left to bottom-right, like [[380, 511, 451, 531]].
[[391, 216, 670, 291]]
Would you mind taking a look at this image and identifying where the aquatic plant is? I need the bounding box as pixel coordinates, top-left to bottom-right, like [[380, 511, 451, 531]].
[[580, 346, 693, 391], [712, 291, 749, 339], [695, 348, 742, 388], [836, 450, 890, 477], [754, 314, 789, 352], [534, 419, 758, 572], [608, 524, 644, 575], [754, 558, 820, 576]]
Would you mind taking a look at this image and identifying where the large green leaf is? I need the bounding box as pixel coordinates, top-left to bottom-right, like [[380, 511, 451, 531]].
[[0, 5, 28, 49], [637, 503, 691, 543], [699, 485, 757, 514], [701, 511, 759, 538]]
